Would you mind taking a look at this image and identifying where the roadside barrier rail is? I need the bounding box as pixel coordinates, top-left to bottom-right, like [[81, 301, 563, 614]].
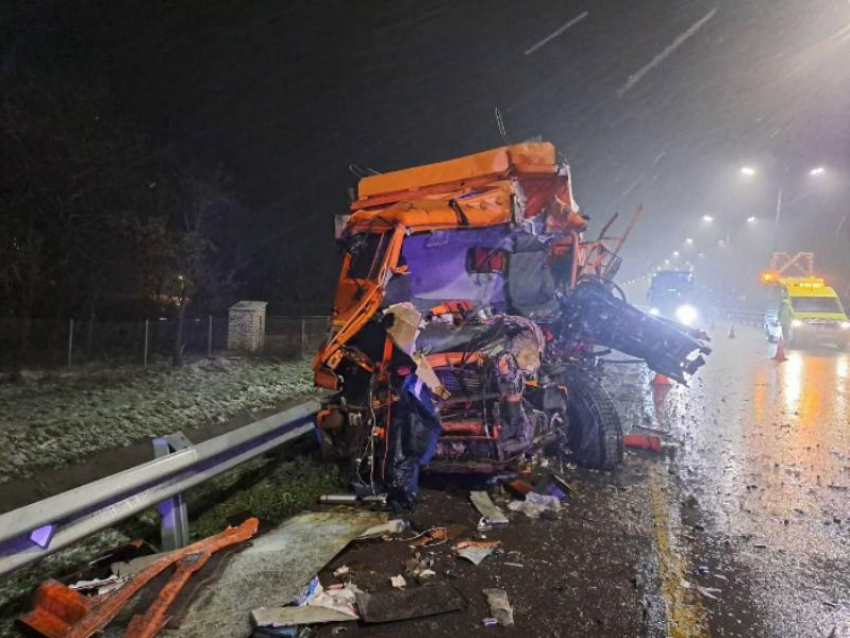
[[0, 399, 320, 576], [716, 307, 765, 328]]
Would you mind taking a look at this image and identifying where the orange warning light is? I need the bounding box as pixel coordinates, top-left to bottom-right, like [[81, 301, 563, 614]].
[[759, 271, 779, 285]]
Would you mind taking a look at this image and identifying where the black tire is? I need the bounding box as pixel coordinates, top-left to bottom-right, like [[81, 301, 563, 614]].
[[559, 368, 624, 470]]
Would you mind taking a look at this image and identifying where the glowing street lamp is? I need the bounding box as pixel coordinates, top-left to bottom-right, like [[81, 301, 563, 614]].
[[747, 216, 756, 223], [702, 214, 714, 223], [685, 238, 694, 245], [740, 166, 756, 176], [810, 166, 825, 176], [672, 250, 680, 257]]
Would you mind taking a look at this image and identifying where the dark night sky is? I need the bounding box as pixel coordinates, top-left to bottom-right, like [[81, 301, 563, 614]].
[[4, 0, 850, 307]]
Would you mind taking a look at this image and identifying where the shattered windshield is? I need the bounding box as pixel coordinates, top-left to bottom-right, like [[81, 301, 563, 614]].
[[346, 233, 389, 281]]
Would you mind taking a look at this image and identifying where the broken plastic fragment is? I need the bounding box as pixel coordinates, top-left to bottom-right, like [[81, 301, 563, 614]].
[[454, 540, 501, 565], [470, 491, 509, 526], [483, 588, 514, 627], [29, 524, 56, 549]]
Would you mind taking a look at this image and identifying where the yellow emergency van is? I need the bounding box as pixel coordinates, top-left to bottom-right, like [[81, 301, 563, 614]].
[[772, 277, 850, 348]]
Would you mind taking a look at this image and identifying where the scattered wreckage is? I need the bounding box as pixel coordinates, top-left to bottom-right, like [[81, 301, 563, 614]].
[[313, 142, 711, 508]]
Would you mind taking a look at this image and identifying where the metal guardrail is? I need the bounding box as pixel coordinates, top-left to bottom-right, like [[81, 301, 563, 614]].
[[716, 307, 765, 328], [0, 399, 320, 576]]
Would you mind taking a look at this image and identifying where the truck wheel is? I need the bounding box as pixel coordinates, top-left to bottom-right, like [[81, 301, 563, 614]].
[[559, 369, 624, 470]]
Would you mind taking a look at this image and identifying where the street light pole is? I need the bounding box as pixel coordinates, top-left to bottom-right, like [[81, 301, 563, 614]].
[[771, 186, 782, 253]]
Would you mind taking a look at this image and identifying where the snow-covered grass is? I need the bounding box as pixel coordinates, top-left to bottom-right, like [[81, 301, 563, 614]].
[[0, 357, 316, 483]]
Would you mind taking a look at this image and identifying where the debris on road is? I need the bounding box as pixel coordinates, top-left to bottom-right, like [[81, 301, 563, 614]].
[[390, 575, 407, 589], [318, 493, 387, 505], [482, 588, 515, 627], [508, 493, 562, 519], [68, 574, 123, 595], [624, 433, 662, 453], [251, 581, 360, 629], [454, 540, 501, 565], [507, 479, 534, 497], [169, 509, 386, 638], [111, 552, 173, 580], [251, 604, 353, 628], [356, 519, 408, 540], [355, 585, 467, 623], [20, 518, 260, 638], [470, 491, 509, 526], [406, 527, 448, 547]]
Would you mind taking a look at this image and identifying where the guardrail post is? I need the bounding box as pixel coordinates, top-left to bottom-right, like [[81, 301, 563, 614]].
[[153, 432, 192, 550]]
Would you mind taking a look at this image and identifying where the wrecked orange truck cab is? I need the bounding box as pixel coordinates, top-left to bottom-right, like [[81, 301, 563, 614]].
[[314, 143, 710, 508]]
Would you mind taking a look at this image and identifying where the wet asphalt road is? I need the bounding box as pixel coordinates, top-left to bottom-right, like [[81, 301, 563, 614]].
[[635, 323, 850, 637]]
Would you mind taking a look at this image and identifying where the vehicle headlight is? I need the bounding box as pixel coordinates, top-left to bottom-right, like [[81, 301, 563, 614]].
[[791, 319, 803, 328], [649, 307, 661, 316], [675, 304, 698, 326], [841, 321, 850, 330]]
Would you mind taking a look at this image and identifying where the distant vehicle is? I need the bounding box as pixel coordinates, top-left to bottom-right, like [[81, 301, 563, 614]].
[[647, 270, 700, 326], [763, 276, 850, 349]]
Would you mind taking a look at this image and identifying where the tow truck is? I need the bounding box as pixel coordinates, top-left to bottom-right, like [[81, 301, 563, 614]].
[[761, 253, 850, 349]]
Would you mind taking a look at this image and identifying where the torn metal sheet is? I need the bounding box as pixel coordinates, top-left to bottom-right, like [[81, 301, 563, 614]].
[[469, 491, 508, 526], [251, 605, 353, 627], [355, 519, 407, 540], [356, 585, 467, 623], [164, 508, 386, 638]]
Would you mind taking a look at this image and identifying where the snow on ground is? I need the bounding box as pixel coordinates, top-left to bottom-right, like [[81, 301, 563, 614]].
[[0, 357, 316, 483]]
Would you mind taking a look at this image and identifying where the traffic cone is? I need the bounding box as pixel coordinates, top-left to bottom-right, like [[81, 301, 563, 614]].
[[772, 336, 788, 363], [651, 371, 673, 386], [728, 323, 736, 339]]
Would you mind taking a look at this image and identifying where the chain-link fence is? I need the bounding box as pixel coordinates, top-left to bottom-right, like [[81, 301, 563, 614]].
[[0, 314, 330, 369], [264, 316, 329, 359], [0, 316, 229, 368]]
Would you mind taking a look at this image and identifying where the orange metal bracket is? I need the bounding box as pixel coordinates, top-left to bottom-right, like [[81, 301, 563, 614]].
[[21, 518, 259, 638]]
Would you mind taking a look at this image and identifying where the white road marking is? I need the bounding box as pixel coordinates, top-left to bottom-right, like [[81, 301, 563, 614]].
[[524, 12, 589, 56], [618, 8, 717, 97]]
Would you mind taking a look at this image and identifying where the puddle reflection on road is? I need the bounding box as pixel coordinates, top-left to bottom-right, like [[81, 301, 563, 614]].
[[646, 331, 850, 637]]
